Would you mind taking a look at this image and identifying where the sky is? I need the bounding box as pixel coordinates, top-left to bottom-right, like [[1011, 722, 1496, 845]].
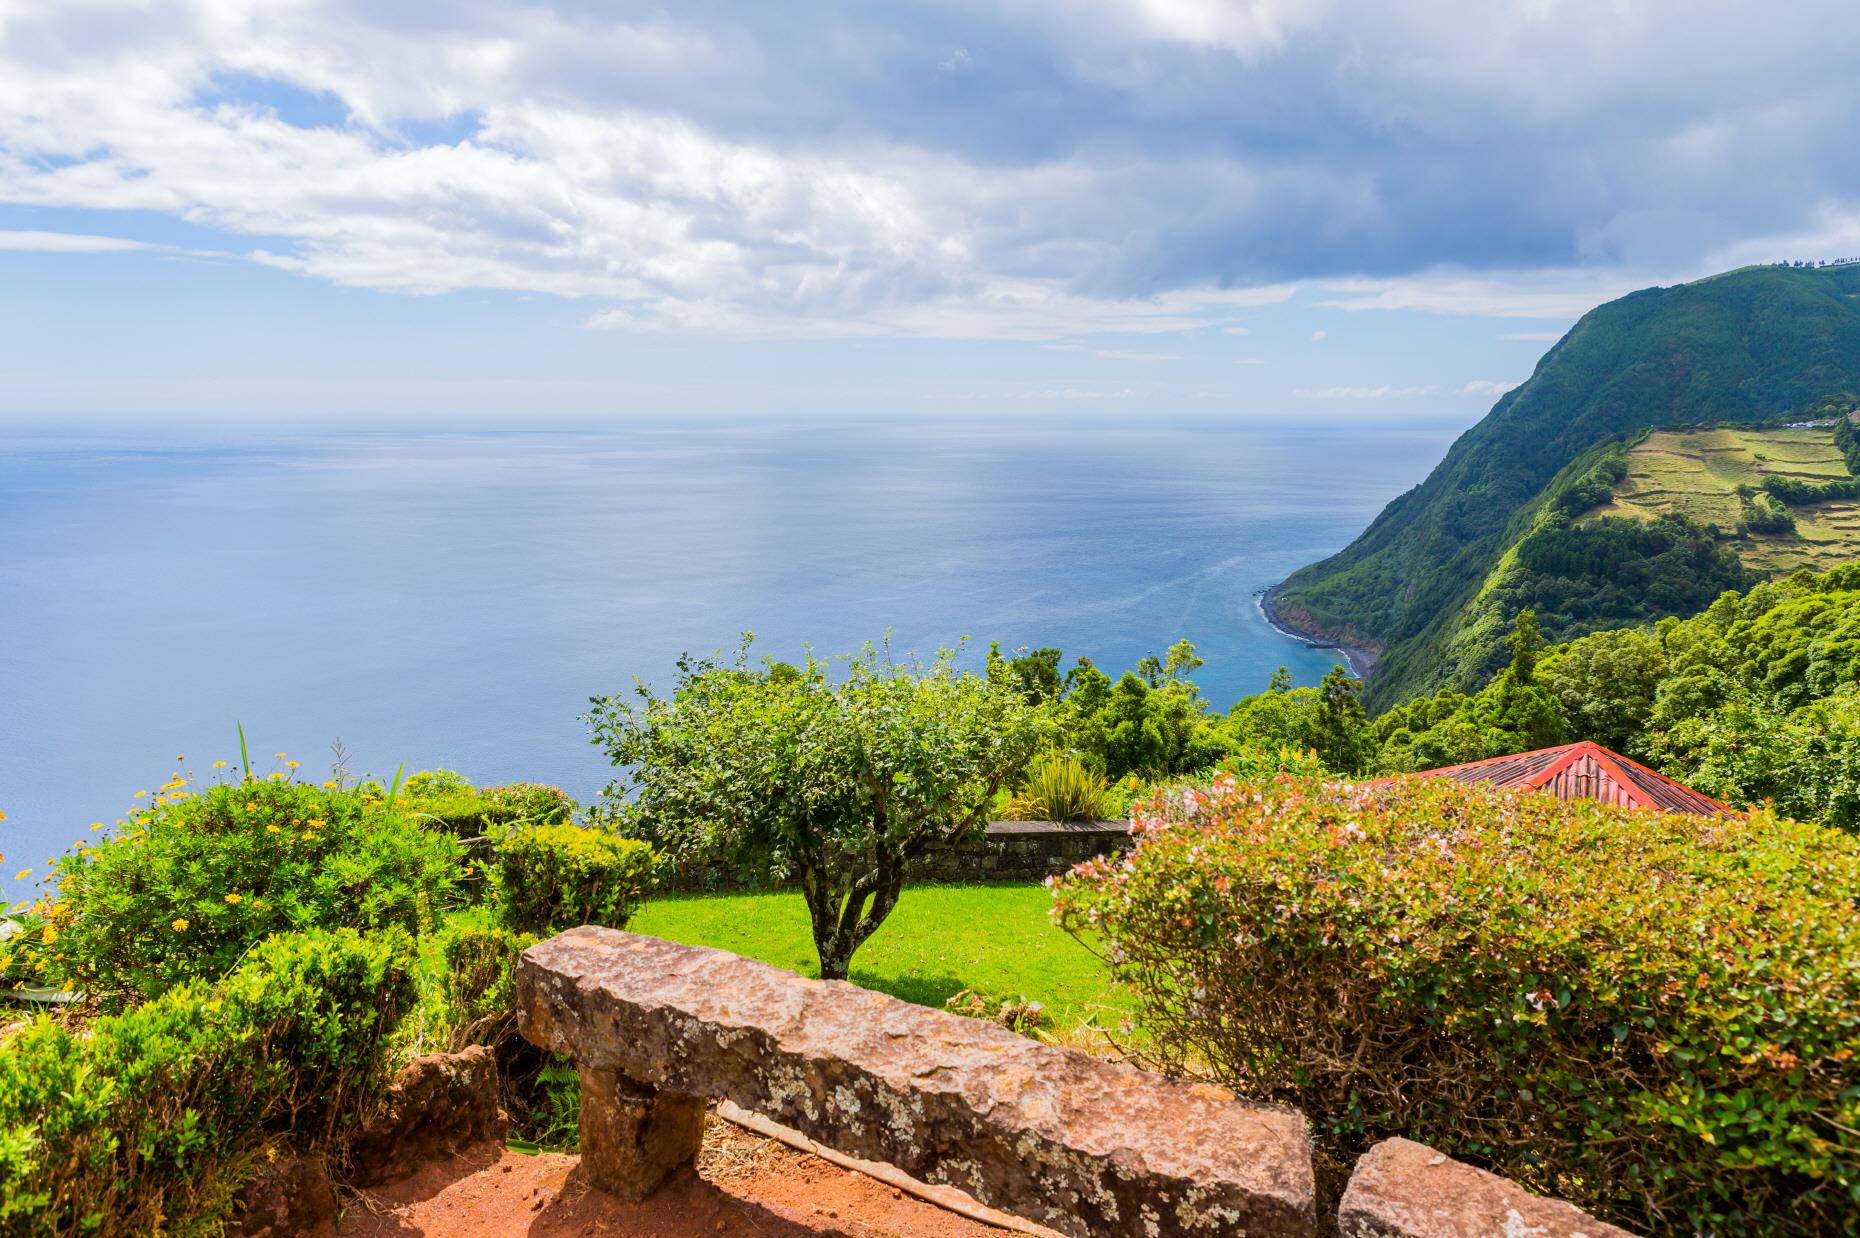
[[2, 0, 1859, 420]]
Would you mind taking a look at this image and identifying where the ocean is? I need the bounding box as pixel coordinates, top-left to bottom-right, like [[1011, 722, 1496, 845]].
[[0, 416, 1452, 897]]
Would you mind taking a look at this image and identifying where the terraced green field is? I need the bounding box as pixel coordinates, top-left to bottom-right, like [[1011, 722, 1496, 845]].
[[1586, 426, 1860, 574]]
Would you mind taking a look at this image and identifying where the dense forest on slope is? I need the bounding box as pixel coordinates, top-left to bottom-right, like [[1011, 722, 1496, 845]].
[[1272, 262, 1860, 708]]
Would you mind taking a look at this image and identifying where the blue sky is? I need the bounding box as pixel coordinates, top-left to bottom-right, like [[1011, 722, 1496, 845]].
[[3, 0, 1858, 420]]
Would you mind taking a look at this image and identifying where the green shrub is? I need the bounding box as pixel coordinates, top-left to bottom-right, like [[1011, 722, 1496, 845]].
[[1002, 755, 1111, 821], [484, 782, 576, 825], [414, 920, 539, 1053], [52, 776, 459, 1004], [494, 824, 655, 936], [0, 927, 413, 1237], [400, 918, 580, 1149], [405, 780, 576, 837], [1052, 776, 1860, 1236], [402, 768, 474, 798]]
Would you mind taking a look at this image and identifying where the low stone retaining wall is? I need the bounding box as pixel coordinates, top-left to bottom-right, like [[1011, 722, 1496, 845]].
[[517, 926, 1314, 1237], [516, 928, 1638, 1238], [658, 820, 1134, 892]]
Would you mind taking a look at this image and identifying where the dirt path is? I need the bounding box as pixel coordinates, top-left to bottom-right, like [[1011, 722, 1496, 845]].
[[336, 1118, 1014, 1238]]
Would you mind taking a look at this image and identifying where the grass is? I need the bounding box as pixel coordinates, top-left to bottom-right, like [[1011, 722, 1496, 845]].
[[1586, 426, 1860, 574], [629, 882, 1134, 1036]]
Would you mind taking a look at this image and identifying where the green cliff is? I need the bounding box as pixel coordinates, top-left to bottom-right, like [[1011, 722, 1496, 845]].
[[1274, 262, 1860, 709]]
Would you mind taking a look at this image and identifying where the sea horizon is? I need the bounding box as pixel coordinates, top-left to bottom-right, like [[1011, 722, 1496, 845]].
[[0, 414, 1454, 899]]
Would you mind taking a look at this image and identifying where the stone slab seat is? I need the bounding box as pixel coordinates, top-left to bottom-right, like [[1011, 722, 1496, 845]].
[[516, 926, 1316, 1238]]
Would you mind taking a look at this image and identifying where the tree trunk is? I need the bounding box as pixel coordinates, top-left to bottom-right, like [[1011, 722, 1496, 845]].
[[800, 845, 907, 982]]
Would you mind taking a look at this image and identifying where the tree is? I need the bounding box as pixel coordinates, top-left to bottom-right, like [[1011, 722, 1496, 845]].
[[1539, 627, 1667, 750], [1507, 608, 1544, 683], [1311, 666, 1369, 773], [585, 640, 1044, 980]]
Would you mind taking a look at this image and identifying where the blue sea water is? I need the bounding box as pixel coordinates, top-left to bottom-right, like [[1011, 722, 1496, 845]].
[[0, 416, 1451, 897]]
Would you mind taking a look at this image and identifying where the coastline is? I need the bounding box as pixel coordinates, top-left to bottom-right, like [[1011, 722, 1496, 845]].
[[1256, 585, 1380, 680]]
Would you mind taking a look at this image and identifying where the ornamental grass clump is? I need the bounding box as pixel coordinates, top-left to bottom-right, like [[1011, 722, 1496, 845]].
[[1051, 775, 1860, 1236], [1002, 754, 1112, 821], [52, 773, 459, 1005]]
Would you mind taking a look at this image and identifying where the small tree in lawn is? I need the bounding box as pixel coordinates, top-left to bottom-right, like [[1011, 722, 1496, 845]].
[[585, 639, 1046, 980]]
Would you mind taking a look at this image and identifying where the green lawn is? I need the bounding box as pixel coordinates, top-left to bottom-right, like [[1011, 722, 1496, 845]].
[[629, 882, 1134, 1034]]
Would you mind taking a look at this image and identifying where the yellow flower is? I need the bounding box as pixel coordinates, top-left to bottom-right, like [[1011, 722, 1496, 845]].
[[301, 832, 315, 841], [212, 761, 228, 768], [40, 924, 56, 945], [133, 791, 148, 799], [0, 954, 12, 970], [284, 761, 300, 769], [305, 819, 325, 829], [274, 752, 287, 759], [224, 892, 243, 905], [171, 919, 188, 932], [13, 870, 29, 881], [320, 781, 335, 789], [265, 824, 282, 834]]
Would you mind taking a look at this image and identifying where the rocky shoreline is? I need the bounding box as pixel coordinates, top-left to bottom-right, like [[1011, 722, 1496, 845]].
[[1256, 585, 1380, 680]]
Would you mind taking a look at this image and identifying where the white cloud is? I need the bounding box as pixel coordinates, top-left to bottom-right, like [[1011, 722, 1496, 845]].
[[1094, 0, 1335, 59], [1020, 386, 1136, 400], [1041, 343, 1085, 352], [1316, 269, 1640, 319], [1310, 329, 1327, 341], [1222, 325, 1250, 335], [1295, 384, 1438, 399], [0, 230, 155, 252], [4, 0, 1860, 346], [1462, 379, 1521, 396], [1094, 349, 1178, 362], [1234, 357, 1267, 365]]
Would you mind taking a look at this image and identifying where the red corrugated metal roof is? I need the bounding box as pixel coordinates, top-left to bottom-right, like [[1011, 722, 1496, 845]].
[[1371, 740, 1732, 816]]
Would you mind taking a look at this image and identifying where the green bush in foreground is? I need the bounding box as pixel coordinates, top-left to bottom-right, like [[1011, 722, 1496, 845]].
[[51, 776, 459, 1004], [1053, 776, 1860, 1236], [494, 823, 655, 935], [0, 927, 413, 1238]]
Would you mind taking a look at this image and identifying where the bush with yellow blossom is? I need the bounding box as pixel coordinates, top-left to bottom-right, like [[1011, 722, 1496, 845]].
[[51, 770, 458, 1005]]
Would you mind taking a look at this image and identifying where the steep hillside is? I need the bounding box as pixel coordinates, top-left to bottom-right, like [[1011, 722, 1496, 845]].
[[1273, 262, 1860, 708]]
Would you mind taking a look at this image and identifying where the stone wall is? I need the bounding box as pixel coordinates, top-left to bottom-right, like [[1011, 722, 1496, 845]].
[[658, 820, 1133, 892], [518, 927, 1641, 1238]]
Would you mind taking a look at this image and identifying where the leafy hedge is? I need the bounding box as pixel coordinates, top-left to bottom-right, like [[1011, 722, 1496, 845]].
[[1052, 776, 1860, 1236], [0, 927, 413, 1238], [52, 777, 458, 1004], [494, 823, 655, 935]]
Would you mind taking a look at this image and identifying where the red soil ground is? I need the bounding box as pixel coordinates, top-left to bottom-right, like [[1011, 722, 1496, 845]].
[[335, 1118, 1014, 1238]]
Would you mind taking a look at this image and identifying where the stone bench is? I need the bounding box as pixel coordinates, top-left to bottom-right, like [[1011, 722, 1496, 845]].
[[516, 926, 1316, 1238]]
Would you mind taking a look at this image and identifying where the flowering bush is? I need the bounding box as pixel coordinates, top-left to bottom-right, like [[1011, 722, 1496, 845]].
[[1051, 775, 1860, 1236], [52, 772, 459, 1004], [493, 823, 655, 935], [0, 926, 412, 1238]]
